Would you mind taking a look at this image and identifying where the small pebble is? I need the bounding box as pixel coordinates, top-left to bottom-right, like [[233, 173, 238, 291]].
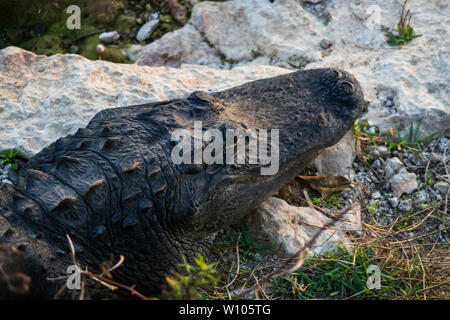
[[99, 31, 120, 44], [434, 181, 449, 194], [398, 199, 412, 212]]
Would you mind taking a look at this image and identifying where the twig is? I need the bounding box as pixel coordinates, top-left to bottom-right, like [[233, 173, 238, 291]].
[[47, 234, 150, 300]]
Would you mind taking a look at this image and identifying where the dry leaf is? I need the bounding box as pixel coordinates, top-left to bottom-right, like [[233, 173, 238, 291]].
[[168, 0, 188, 25], [297, 174, 353, 198]]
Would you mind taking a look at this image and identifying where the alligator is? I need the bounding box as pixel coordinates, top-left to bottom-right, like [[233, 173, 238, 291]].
[[0, 68, 365, 299]]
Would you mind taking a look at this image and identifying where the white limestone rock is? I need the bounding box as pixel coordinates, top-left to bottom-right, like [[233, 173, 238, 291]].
[[313, 129, 356, 178], [246, 197, 362, 257], [137, 0, 450, 136], [0, 46, 291, 156], [385, 157, 418, 197]]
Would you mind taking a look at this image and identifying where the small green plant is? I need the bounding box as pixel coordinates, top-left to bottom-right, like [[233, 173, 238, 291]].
[[381, 121, 439, 151], [325, 193, 341, 208], [238, 226, 274, 257], [353, 119, 382, 148], [369, 200, 379, 216], [311, 194, 341, 209], [0, 149, 20, 171], [311, 197, 322, 206], [163, 254, 220, 300], [385, 0, 422, 46]]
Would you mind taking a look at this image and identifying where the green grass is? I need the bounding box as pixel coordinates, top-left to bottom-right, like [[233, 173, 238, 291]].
[[270, 243, 439, 300], [354, 119, 439, 153], [312, 193, 342, 209], [162, 254, 220, 300], [381, 121, 439, 151], [385, 0, 422, 46], [0, 149, 20, 170]]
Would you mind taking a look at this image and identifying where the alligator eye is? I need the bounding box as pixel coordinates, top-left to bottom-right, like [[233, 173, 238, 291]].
[[332, 80, 355, 101], [319, 69, 342, 87]]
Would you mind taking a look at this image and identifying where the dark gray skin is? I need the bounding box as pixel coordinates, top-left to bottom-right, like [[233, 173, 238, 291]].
[[0, 68, 364, 299]]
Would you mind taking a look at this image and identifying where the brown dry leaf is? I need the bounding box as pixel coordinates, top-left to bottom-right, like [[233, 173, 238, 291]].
[[168, 0, 188, 25], [297, 174, 353, 198]]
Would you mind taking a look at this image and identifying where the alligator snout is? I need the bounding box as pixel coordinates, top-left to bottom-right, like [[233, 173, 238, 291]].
[[318, 68, 360, 103]]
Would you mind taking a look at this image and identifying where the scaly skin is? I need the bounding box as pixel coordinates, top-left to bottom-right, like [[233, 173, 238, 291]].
[[0, 68, 365, 298]]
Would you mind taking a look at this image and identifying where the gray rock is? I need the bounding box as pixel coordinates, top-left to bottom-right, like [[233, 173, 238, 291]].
[[377, 146, 389, 157], [385, 157, 418, 197], [438, 137, 450, 153], [137, 24, 222, 67], [434, 182, 450, 194], [99, 31, 120, 44], [372, 190, 382, 199], [0, 47, 290, 156], [372, 159, 382, 169], [429, 152, 441, 164], [135, 0, 450, 137], [369, 147, 380, 160], [313, 130, 355, 178], [388, 197, 399, 208], [398, 199, 412, 212], [320, 39, 333, 49], [136, 19, 159, 42], [246, 197, 362, 257], [414, 189, 429, 204]]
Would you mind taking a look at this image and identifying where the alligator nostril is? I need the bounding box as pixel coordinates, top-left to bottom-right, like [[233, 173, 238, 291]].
[[332, 80, 355, 101], [319, 68, 342, 87]]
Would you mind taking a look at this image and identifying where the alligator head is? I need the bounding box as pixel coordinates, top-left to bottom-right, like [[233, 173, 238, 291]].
[[0, 68, 364, 298]]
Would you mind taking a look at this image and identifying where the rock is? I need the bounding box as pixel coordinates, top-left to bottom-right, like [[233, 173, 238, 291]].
[[385, 157, 418, 198], [319, 39, 333, 50], [429, 152, 441, 164], [435, 182, 450, 194], [388, 197, 399, 208], [137, 0, 449, 136], [0, 46, 291, 156], [246, 197, 362, 256], [414, 189, 429, 204], [371, 159, 382, 170], [438, 137, 450, 153], [378, 146, 389, 158], [99, 31, 120, 44], [137, 24, 222, 67], [136, 19, 159, 42], [398, 199, 412, 212], [372, 190, 382, 199], [368, 146, 380, 160], [312, 130, 356, 178]]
